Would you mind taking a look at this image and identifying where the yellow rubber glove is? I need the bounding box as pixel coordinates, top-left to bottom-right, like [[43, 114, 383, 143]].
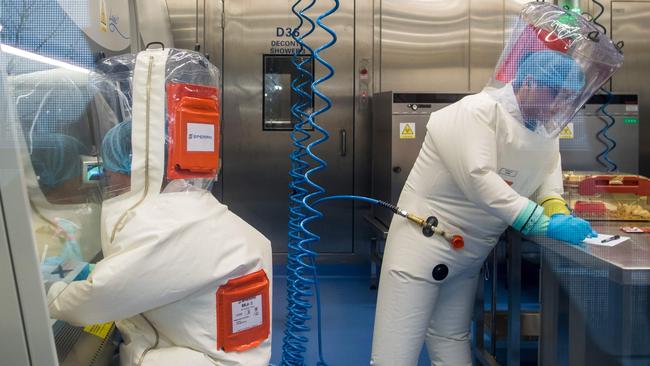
[[539, 195, 570, 217]]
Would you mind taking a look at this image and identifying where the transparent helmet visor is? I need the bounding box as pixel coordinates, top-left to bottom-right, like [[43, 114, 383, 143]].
[[489, 2, 623, 138], [92, 49, 221, 199], [91, 54, 135, 199], [99, 119, 132, 198]]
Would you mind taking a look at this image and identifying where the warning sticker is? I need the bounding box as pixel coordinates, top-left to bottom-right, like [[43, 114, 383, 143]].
[[232, 295, 263, 333], [559, 123, 574, 139], [187, 122, 215, 152], [83, 322, 113, 339], [399, 123, 416, 139]]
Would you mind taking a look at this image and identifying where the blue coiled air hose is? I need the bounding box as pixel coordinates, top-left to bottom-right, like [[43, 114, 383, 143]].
[[282, 0, 339, 365], [595, 88, 618, 172], [283, 0, 316, 364], [589, 0, 618, 172], [283, 0, 318, 364], [281, 2, 442, 364]]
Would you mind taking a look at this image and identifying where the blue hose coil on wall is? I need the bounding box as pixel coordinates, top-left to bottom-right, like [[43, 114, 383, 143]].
[[283, 0, 317, 364], [282, 0, 339, 365], [595, 89, 618, 172], [589, 0, 618, 172]]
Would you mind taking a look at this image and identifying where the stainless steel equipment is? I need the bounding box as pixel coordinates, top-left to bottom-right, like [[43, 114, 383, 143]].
[[379, 1, 470, 93], [503, 225, 650, 366], [560, 94, 639, 173], [567, 0, 650, 176], [610, 1, 650, 176], [371, 92, 640, 227], [219, 0, 356, 255], [373, 0, 650, 174], [160, 0, 558, 259], [376, 0, 530, 94], [371, 92, 469, 226], [158, 0, 650, 259]]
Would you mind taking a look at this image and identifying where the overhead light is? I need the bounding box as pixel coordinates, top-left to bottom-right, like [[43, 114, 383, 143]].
[[1, 44, 90, 74]]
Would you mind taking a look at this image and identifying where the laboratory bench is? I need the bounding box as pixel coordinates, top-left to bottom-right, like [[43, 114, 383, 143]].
[[486, 221, 650, 366]]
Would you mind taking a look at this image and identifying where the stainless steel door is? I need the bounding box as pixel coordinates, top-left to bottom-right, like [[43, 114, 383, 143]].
[[380, 0, 470, 92], [222, 0, 354, 253], [611, 1, 650, 176]]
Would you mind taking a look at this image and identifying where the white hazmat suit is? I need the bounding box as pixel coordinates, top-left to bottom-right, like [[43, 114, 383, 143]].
[[371, 3, 623, 365], [48, 48, 273, 366], [371, 85, 562, 365]]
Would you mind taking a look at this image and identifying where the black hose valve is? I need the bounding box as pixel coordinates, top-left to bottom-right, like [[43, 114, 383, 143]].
[[422, 216, 439, 237]]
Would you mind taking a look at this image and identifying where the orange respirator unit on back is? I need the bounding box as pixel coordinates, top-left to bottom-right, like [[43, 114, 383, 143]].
[[166, 82, 220, 180]]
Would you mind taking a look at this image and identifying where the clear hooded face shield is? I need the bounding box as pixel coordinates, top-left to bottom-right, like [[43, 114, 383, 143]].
[[488, 2, 624, 138], [92, 48, 221, 201], [90, 54, 135, 199], [100, 119, 132, 198]]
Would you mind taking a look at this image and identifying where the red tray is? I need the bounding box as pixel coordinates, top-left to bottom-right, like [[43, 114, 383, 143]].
[[578, 176, 650, 196]]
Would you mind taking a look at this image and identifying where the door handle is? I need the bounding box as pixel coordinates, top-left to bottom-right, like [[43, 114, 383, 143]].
[[340, 129, 347, 156]]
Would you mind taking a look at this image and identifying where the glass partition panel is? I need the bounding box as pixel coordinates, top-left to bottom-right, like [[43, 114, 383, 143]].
[[2, 0, 103, 290]]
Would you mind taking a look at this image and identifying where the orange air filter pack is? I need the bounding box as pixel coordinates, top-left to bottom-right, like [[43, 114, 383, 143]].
[[166, 82, 220, 180], [216, 269, 270, 352]]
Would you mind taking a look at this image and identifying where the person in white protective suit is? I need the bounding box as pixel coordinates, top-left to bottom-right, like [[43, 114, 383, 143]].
[[47, 48, 273, 366], [371, 3, 623, 365]]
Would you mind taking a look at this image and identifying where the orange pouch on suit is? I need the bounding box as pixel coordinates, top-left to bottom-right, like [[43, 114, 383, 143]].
[[216, 270, 270, 352], [166, 83, 220, 180]]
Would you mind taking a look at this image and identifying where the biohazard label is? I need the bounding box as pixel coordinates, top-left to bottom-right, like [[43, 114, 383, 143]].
[[232, 295, 263, 333], [187, 123, 215, 152], [400, 123, 416, 139], [83, 322, 113, 339], [559, 123, 574, 139]]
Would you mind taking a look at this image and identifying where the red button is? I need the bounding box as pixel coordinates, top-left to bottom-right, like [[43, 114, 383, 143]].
[[451, 235, 464, 250]]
